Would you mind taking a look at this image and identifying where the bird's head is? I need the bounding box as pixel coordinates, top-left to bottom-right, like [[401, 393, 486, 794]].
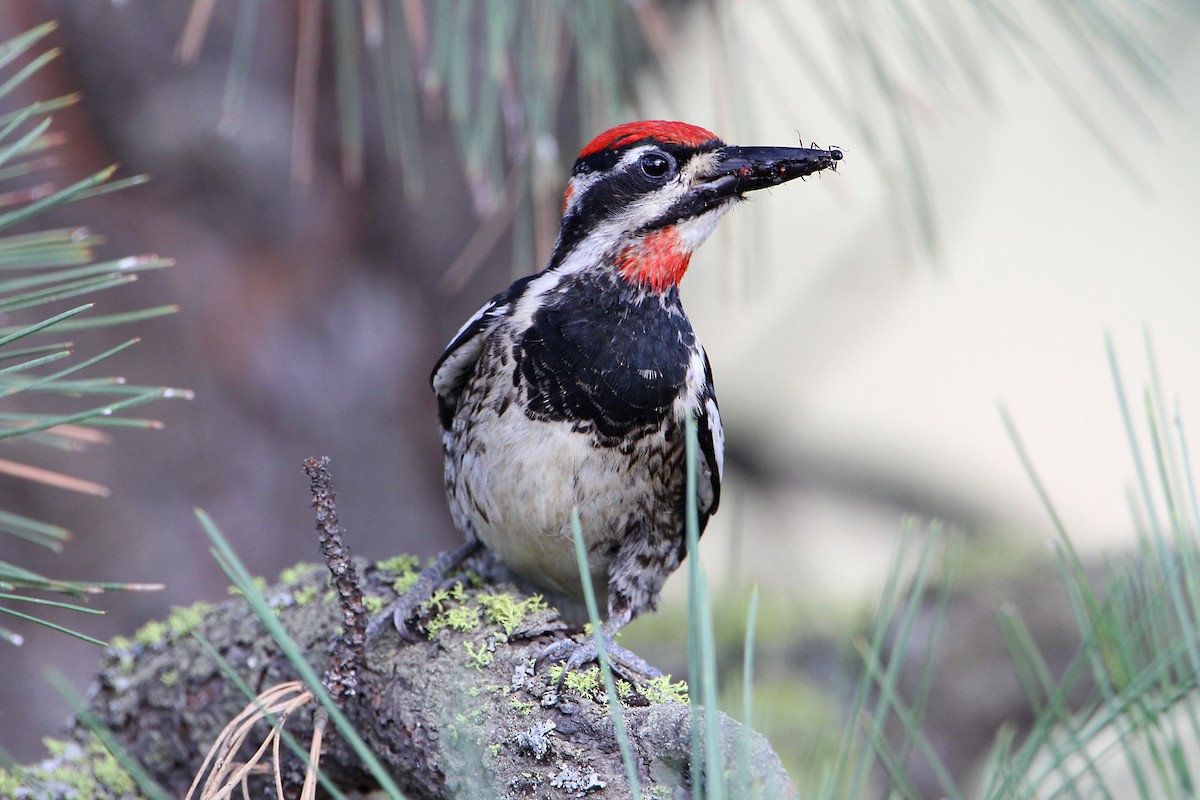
[[550, 120, 842, 293]]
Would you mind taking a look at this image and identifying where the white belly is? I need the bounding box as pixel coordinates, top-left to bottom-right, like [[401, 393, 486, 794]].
[[448, 410, 675, 598]]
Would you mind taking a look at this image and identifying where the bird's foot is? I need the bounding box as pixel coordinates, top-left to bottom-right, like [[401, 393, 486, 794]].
[[536, 633, 662, 688], [366, 581, 434, 643], [366, 540, 482, 642]]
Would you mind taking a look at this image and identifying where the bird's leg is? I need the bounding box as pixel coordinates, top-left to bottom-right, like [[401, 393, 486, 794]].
[[367, 539, 482, 641], [537, 531, 676, 684], [536, 586, 663, 686]]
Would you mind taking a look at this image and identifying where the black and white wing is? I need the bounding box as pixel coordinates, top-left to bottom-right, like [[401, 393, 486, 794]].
[[430, 275, 535, 430], [694, 347, 724, 534]]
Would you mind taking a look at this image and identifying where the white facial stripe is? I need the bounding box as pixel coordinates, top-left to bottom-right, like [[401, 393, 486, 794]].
[[508, 268, 568, 333], [674, 205, 731, 251], [616, 145, 655, 169], [681, 149, 722, 183], [564, 171, 602, 214]]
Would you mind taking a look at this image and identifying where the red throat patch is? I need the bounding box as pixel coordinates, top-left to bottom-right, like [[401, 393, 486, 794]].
[[579, 120, 720, 158], [616, 227, 691, 293]]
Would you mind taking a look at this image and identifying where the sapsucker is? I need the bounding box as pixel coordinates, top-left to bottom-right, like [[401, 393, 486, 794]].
[[388, 120, 840, 674]]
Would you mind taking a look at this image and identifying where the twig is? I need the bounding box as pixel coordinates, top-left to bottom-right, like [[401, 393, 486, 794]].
[[302, 456, 366, 705]]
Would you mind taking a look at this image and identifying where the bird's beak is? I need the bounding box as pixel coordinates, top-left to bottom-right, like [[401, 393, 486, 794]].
[[702, 145, 842, 197]]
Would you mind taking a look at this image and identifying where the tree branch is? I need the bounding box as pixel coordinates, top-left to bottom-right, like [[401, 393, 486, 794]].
[[16, 558, 796, 798]]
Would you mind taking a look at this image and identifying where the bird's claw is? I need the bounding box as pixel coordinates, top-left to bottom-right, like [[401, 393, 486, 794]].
[[366, 591, 429, 642], [536, 634, 663, 690], [367, 540, 484, 643], [366, 581, 432, 642], [535, 637, 594, 677]]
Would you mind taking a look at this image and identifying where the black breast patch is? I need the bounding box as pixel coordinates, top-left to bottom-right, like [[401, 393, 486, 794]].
[[515, 284, 694, 442]]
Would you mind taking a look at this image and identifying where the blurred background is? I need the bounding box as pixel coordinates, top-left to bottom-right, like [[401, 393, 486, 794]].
[[0, 0, 1197, 794]]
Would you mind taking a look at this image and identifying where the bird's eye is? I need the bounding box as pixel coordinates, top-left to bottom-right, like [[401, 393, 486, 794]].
[[639, 151, 673, 179]]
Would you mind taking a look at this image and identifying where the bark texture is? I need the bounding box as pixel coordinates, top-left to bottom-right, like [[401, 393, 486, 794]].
[[22, 561, 795, 799]]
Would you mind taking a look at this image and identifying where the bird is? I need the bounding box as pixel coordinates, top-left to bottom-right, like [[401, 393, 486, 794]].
[[379, 120, 841, 676]]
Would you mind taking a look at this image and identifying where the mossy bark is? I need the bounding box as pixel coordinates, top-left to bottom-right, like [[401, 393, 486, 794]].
[[19, 562, 795, 799]]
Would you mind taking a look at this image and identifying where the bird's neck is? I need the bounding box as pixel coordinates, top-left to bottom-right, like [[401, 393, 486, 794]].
[[547, 221, 695, 297], [614, 226, 691, 294]]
